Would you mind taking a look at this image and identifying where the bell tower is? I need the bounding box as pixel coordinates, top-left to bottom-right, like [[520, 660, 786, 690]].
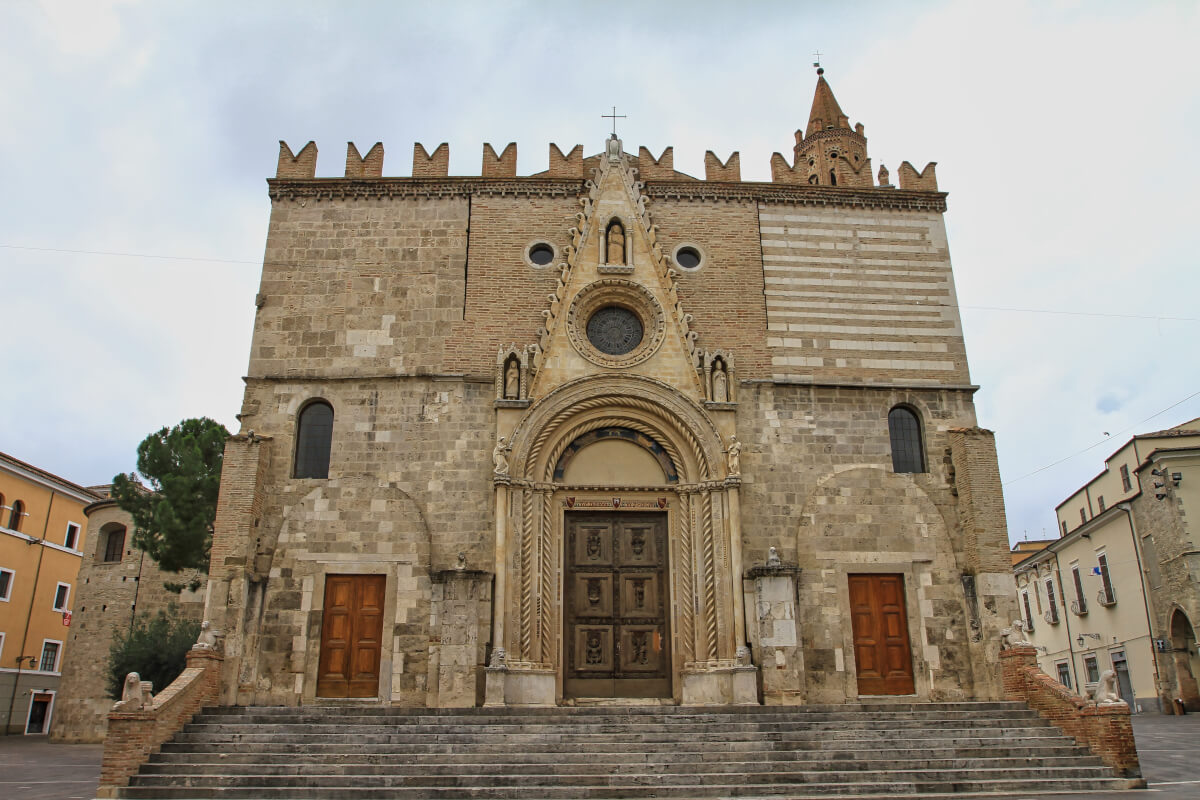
[[793, 65, 873, 187]]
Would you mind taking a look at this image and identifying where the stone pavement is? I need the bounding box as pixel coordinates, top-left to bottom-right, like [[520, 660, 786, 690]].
[[0, 711, 1197, 800], [0, 735, 101, 800]]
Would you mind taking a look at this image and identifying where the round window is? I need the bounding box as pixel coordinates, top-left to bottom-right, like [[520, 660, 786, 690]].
[[586, 306, 644, 355], [675, 247, 702, 270], [672, 243, 705, 272], [527, 243, 555, 266]]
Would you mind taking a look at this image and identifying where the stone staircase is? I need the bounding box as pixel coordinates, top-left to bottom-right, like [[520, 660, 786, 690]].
[[120, 702, 1141, 798]]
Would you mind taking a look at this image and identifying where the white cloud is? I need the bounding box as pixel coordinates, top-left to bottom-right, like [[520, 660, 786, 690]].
[[1, 0, 1197, 543]]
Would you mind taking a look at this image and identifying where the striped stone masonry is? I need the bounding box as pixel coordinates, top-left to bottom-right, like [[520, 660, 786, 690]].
[[760, 205, 969, 385]]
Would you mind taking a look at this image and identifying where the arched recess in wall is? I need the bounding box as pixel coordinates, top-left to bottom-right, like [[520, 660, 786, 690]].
[[553, 426, 678, 486], [294, 400, 334, 479]]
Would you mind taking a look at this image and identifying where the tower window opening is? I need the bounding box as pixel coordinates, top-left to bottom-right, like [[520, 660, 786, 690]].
[[829, 169, 837, 186]]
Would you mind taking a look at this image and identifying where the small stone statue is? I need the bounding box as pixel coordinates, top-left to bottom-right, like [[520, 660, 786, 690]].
[[1093, 670, 1126, 705], [999, 619, 1031, 650], [193, 620, 221, 651], [113, 672, 153, 711], [712, 360, 728, 403], [489, 647, 507, 668], [766, 546, 782, 568], [726, 435, 742, 476], [493, 436, 510, 476], [607, 221, 626, 265], [504, 360, 520, 399], [735, 645, 752, 666]]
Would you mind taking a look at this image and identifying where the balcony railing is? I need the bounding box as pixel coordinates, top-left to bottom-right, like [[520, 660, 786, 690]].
[[1071, 599, 1088, 616], [1044, 609, 1060, 625], [1097, 588, 1117, 608]]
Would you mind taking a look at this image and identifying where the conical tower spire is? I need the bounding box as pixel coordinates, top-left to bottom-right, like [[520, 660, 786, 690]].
[[806, 69, 850, 137], [791, 66, 872, 188]]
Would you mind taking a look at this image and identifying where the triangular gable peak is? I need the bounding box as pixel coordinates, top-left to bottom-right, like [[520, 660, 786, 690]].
[[526, 136, 704, 401]]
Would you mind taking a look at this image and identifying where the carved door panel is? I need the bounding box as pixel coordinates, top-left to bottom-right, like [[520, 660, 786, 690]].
[[565, 512, 670, 698], [849, 573, 916, 695], [317, 574, 386, 698]]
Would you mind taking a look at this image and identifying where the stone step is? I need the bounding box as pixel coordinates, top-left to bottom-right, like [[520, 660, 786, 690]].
[[118, 777, 1138, 800], [149, 745, 1098, 767], [200, 701, 1030, 715], [170, 728, 1069, 747], [119, 702, 1129, 799], [181, 717, 1048, 735], [129, 765, 1119, 788], [138, 758, 1109, 777]]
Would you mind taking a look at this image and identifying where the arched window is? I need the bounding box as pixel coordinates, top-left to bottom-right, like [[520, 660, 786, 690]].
[[888, 406, 925, 473], [8, 500, 24, 532], [99, 523, 126, 563], [294, 400, 334, 479]]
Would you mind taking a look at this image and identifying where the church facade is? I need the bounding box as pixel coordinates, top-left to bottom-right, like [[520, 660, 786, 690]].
[[206, 73, 1016, 708]]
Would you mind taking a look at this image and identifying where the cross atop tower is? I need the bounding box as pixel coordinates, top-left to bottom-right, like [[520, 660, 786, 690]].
[[813, 52, 824, 76], [602, 106, 627, 138]]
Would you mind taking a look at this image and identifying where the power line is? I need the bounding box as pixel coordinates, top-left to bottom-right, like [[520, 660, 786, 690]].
[[4, 243, 1197, 324], [1003, 389, 1200, 486]]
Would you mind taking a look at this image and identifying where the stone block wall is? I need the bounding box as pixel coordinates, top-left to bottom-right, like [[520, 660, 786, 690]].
[[52, 504, 205, 743], [249, 196, 470, 379]]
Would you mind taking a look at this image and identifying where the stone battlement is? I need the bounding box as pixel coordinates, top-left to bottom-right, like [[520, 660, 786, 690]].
[[275, 139, 938, 192]]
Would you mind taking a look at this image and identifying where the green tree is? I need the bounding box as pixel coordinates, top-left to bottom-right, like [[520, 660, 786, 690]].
[[111, 417, 229, 577], [106, 607, 202, 699]]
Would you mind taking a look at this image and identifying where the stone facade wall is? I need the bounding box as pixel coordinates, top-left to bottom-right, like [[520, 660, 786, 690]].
[[248, 196, 470, 379], [209, 149, 1011, 708], [1133, 453, 1200, 709], [51, 503, 205, 743], [735, 383, 1009, 702]]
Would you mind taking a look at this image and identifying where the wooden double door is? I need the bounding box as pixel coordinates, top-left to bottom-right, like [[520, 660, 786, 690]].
[[848, 573, 916, 695], [565, 512, 671, 698], [317, 574, 386, 698]]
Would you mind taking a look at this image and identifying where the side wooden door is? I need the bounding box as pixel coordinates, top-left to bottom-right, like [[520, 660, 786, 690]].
[[317, 574, 386, 698], [848, 573, 915, 695]]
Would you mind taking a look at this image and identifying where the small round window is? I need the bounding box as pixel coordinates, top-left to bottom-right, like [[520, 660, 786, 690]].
[[527, 242, 555, 267], [673, 244, 704, 271]]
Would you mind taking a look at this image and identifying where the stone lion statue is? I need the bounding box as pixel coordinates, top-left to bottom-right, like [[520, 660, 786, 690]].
[[1092, 669, 1126, 706], [999, 619, 1031, 650], [112, 672, 154, 711], [192, 620, 222, 651]]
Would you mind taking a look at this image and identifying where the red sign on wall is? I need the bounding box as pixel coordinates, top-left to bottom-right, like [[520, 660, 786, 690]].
[[62, 611, 72, 627]]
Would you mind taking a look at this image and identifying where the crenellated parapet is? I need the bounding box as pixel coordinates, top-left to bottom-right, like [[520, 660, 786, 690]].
[[269, 70, 941, 195]]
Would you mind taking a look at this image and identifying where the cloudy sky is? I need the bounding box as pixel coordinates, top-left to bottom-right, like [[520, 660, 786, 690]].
[[2, 0, 1197, 546]]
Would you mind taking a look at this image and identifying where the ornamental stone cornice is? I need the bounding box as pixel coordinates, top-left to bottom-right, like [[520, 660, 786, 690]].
[[643, 180, 948, 212], [266, 176, 947, 211], [267, 177, 585, 202]]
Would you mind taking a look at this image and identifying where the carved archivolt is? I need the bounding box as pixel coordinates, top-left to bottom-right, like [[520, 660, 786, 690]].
[[508, 375, 724, 484]]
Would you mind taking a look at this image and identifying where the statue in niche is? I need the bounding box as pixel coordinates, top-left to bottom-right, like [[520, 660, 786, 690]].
[[712, 359, 729, 403], [607, 221, 626, 265], [726, 435, 742, 476], [504, 359, 520, 399], [493, 436, 509, 476]]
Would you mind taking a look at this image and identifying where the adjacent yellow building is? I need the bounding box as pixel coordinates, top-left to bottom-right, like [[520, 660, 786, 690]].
[[0, 452, 101, 734]]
